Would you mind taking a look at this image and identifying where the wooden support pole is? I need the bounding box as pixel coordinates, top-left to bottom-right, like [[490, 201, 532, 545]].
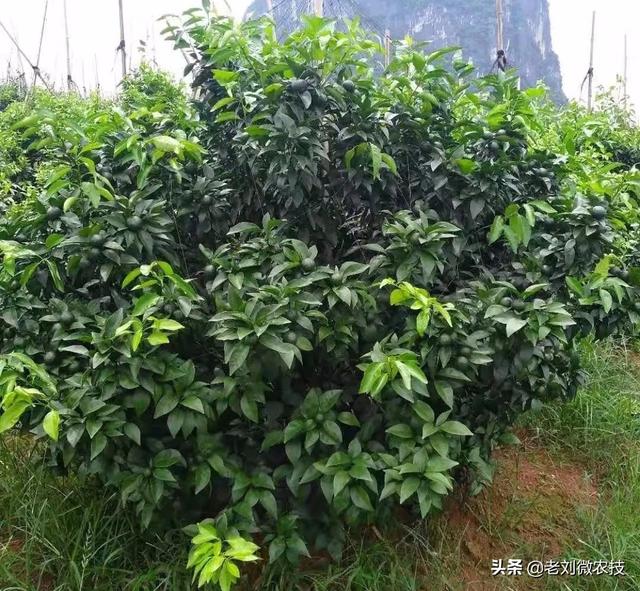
[[63, 0, 73, 90], [587, 11, 595, 111], [495, 0, 504, 51], [94, 54, 101, 96], [34, 0, 49, 88], [623, 34, 628, 108], [384, 29, 391, 67], [118, 0, 127, 79], [314, 0, 323, 17], [0, 20, 51, 90]]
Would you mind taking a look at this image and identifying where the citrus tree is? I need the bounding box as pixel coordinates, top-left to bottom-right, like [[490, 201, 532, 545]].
[[0, 7, 639, 590]]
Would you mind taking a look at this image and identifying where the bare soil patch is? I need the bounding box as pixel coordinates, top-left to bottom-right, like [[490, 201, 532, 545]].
[[436, 430, 597, 590]]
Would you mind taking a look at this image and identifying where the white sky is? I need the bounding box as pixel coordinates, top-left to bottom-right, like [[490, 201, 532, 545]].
[[0, 1, 637, 109]]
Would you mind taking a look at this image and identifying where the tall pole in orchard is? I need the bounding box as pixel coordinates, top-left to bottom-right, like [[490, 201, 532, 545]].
[[314, 0, 323, 17], [384, 29, 392, 67], [63, 0, 73, 90], [495, 0, 504, 55], [118, 0, 127, 79], [623, 34, 628, 108], [587, 11, 596, 111]]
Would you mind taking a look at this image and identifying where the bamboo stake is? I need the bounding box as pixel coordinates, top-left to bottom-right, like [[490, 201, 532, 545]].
[[94, 54, 101, 97], [623, 34, 628, 108], [0, 20, 51, 90], [63, 0, 73, 90], [314, 0, 323, 17], [34, 0, 49, 88], [587, 11, 595, 111], [118, 0, 127, 79], [384, 29, 391, 67], [495, 0, 504, 52]]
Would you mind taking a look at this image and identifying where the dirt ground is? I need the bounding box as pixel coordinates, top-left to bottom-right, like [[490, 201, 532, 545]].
[[438, 431, 598, 590]]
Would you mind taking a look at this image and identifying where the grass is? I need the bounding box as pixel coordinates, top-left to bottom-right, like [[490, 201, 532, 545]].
[[521, 338, 640, 590], [1, 338, 639, 590], [0, 439, 191, 590]]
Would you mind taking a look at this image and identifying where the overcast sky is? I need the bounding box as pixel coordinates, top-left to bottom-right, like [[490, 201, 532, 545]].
[[0, 1, 637, 109]]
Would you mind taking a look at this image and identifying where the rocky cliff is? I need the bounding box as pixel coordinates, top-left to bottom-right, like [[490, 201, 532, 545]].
[[244, 0, 565, 102]]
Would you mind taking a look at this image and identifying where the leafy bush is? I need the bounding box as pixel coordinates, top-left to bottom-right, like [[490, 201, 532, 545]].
[[1, 8, 640, 590], [0, 81, 23, 112]]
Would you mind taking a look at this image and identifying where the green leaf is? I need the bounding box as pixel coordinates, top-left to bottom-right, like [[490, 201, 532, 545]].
[[42, 409, 60, 441], [488, 215, 504, 244], [0, 401, 31, 433], [60, 345, 90, 356], [455, 158, 476, 174], [151, 135, 182, 153], [154, 468, 176, 482], [240, 395, 259, 423], [359, 362, 383, 394], [90, 433, 107, 460], [350, 485, 373, 512], [333, 470, 350, 496], [212, 96, 235, 111], [322, 421, 342, 445], [337, 411, 359, 427], [434, 381, 454, 407], [599, 289, 613, 313], [45, 234, 65, 249], [426, 456, 458, 471], [148, 332, 170, 346], [124, 423, 141, 445], [504, 317, 528, 337], [122, 268, 142, 288], [181, 396, 205, 414], [153, 449, 183, 468], [439, 421, 473, 436], [81, 182, 101, 207], [153, 319, 185, 332], [399, 476, 421, 503], [259, 334, 295, 368], [395, 361, 413, 390], [413, 400, 435, 423], [154, 392, 180, 418], [227, 342, 250, 376], [132, 293, 160, 317], [46, 260, 64, 292], [194, 464, 211, 494], [260, 430, 283, 451], [386, 424, 414, 439], [370, 144, 382, 179]]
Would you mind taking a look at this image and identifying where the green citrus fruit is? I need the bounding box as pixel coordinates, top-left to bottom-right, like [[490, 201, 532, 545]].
[[591, 205, 607, 220], [439, 333, 453, 346], [127, 215, 143, 230], [301, 258, 316, 272], [90, 232, 106, 246], [285, 330, 297, 344], [46, 206, 62, 220], [456, 356, 470, 369], [288, 79, 308, 93], [342, 80, 356, 92]]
